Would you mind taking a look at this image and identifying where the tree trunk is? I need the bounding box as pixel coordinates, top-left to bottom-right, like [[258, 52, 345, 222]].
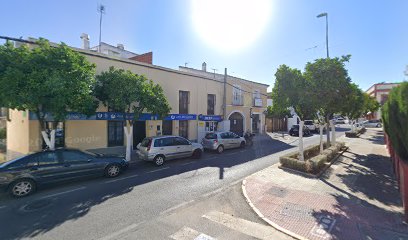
[[351, 119, 355, 132], [299, 120, 304, 161], [36, 111, 55, 150], [124, 123, 133, 162], [331, 120, 336, 146], [326, 115, 331, 146], [319, 124, 324, 154]]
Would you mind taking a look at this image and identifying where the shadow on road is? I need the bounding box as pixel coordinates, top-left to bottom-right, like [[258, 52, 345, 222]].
[[0, 133, 295, 240]]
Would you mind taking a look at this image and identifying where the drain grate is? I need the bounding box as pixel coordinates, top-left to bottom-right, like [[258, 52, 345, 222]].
[[281, 202, 313, 220], [269, 186, 288, 198]]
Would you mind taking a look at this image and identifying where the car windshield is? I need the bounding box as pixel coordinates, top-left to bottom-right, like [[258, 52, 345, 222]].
[[205, 133, 217, 139], [140, 138, 152, 147], [304, 121, 313, 125]]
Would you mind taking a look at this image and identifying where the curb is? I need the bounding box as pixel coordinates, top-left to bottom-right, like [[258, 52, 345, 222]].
[[241, 179, 308, 240]]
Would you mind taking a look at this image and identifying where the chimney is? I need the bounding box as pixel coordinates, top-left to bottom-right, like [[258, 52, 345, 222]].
[[202, 62, 207, 72], [80, 33, 90, 50], [117, 44, 124, 50]]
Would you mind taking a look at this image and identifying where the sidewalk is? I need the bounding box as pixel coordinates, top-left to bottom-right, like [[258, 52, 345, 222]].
[[243, 128, 408, 240]]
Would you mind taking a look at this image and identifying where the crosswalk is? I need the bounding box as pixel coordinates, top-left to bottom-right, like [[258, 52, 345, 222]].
[[169, 211, 292, 240]]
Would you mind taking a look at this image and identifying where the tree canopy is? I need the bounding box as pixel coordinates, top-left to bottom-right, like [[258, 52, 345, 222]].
[[0, 39, 97, 149], [95, 66, 171, 123], [271, 64, 317, 120]]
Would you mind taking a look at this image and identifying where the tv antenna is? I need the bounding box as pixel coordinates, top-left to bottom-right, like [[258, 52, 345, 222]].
[[97, 4, 106, 52], [184, 62, 189, 67], [211, 68, 217, 78]]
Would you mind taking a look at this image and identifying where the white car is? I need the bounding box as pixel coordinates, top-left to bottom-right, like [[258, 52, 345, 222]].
[[362, 120, 382, 128]]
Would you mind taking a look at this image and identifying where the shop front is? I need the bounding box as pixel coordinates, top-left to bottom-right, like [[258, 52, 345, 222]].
[[197, 115, 223, 143]]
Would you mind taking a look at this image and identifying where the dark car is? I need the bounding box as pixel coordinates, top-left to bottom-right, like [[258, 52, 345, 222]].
[[289, 124, 312, 136], [0, 148, 129, 197]]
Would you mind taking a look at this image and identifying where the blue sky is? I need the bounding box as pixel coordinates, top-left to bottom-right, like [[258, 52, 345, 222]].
[[1, 0, 407, 91]]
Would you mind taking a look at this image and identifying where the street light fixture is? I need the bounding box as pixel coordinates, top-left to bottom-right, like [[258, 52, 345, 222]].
[[317, 12, 329, 58]]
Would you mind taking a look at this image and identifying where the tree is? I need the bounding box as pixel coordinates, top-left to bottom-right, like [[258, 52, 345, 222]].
[[95, 67, 171, 161], [341, 83, 365, 131], [363, 93, 380, 115], [304, 55, 354, 145], [271, 65, 318, 160], [0, 39, 97, 149]]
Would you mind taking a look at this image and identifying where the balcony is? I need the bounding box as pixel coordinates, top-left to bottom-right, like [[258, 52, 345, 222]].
[[232, 95, 244, 106], [253, 98, 263, 107]]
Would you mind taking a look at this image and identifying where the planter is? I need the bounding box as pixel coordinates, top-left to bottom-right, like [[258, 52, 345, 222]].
[[279, 142, 346, 175]]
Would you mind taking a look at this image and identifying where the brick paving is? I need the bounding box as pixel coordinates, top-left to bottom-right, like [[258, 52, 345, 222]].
[[243, 128, 408, 240]]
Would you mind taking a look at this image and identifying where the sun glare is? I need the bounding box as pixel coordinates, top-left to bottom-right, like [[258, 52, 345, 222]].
[[191, 0, 271, 52]]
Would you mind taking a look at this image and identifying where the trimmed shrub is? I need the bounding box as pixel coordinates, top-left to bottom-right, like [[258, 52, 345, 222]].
[[382, 82, 408, 161], [280, 156, 307, 172]]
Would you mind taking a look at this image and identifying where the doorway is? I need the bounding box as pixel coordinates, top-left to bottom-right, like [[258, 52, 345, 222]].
[[162, 120, 173, 135], [108, 121, 124, 147], [252, 114, 260, 133], [133, 121, 146, 149], [229, 112, 244, 136]]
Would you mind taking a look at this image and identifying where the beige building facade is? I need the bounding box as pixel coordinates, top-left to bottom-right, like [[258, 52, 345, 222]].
[[6, 43, 268, 159]]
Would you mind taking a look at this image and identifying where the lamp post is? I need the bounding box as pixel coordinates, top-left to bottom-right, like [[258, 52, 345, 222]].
[[317, 12, 329, 58]]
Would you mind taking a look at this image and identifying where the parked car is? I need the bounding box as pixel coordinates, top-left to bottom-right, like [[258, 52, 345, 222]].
[[304, 120, 317, 132], [335, 118, 346, 124], [137, 136, 203, 166], [289, 124, 312, 136], [201, 131, 246, 153], [362, 119, 382, 128], [0, 148, 129, 197]]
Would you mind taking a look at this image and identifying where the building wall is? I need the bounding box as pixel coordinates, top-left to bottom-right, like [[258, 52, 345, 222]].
[[6, 110, 30, 159], [65, 120, 108, 149]]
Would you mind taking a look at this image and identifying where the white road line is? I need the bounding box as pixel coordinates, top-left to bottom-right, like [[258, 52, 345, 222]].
[[39, 186, 86, 199], [203, 211, 292, 240], [104, 174, 139, 183], [160, 199, 195, 215], [181, 161, 195, 166], [99, 221, 145, 240], [147, 166, 170, 173], [170, 226, 215, 240]]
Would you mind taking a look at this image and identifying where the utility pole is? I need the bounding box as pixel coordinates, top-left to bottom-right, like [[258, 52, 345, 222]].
[[317, 12, 329, 58], [97, 4, 106, 53], [223, 68, 227, 120]]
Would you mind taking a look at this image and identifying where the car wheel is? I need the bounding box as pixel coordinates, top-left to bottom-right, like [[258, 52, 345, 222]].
[[240, 141, 245, 148], [192, 149, 202, 159], [105, 164, 121, 178], [217, 145, 224, 154], [9, 179, 36, 198], [154, 155, 165, 166]]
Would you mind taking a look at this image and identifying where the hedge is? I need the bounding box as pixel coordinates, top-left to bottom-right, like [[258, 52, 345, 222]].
[[382, 82, 408, 161]]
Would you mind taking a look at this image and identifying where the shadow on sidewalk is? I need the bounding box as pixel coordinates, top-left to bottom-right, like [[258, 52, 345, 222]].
[[310, 193, 408, 240]]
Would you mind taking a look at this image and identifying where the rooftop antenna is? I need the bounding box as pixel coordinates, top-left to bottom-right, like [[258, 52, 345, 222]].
[[184, 62, 189, 67], [211, 68, 217, 79], [97, 4, 106, 53]]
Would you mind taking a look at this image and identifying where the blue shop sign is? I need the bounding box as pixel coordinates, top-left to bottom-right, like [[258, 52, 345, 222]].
[[95, 112, 159, 121], [198, 115, 222, 121], [164, 114, 197, 121]]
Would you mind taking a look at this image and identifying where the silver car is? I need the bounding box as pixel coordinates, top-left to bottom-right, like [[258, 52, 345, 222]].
[[362, 119, 382, 128], [136, 136, 204, 166], [201, 131, 246, 154]]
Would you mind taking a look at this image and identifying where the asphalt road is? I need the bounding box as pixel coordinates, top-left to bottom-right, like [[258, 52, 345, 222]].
[[0, 127, 349, 240]]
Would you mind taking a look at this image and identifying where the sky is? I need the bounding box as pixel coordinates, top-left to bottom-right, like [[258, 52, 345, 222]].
[[1, 0, 407, 92]]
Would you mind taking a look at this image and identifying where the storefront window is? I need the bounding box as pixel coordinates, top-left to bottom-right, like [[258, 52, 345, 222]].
[[207, 94, 215, 115]]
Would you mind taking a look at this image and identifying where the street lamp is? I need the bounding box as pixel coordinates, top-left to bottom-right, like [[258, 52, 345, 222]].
[[317, 12, 329, 58]]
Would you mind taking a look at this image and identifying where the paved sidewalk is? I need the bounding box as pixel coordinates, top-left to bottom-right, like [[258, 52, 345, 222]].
[[243, 128, 408, 240]]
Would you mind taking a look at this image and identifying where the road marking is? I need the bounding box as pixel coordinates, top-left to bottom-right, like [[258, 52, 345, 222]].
[[99, 221, 146, 240], [39, 186, 86, 199], [181, 161, 195, 166], [104, 174, 139, 183], [0, 205, 6, 209], [170, 226, 215, 240], [160, 199, 195, 215], [203, 211, 292, 240], [147, 166, 170, 173]]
